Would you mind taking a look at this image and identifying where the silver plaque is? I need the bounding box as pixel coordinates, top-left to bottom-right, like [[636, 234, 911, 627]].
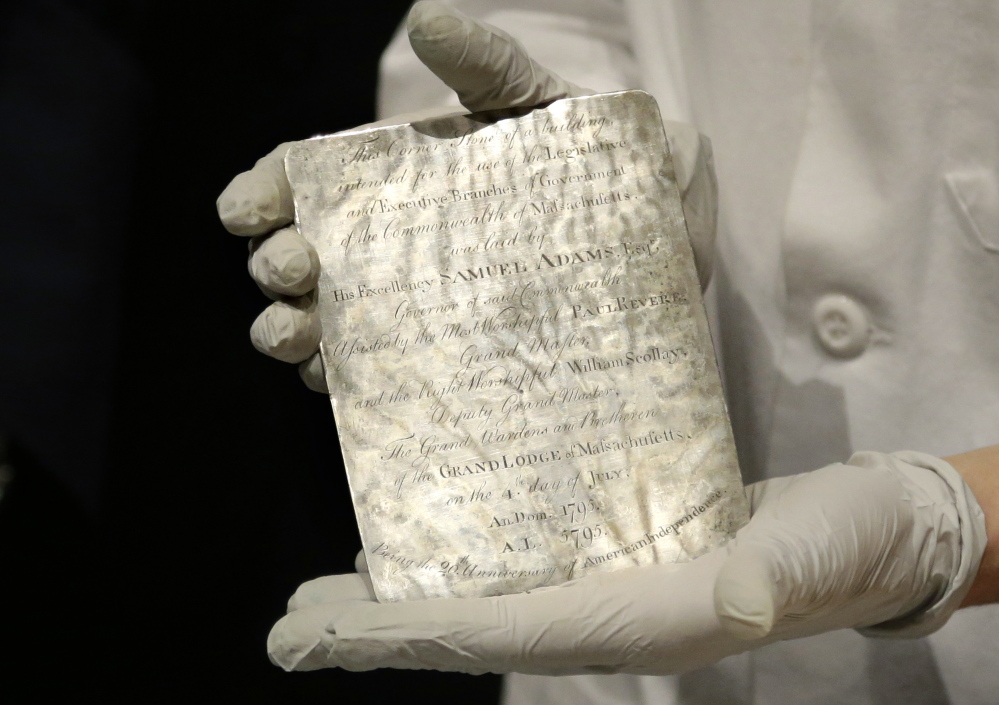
[[286, 91, 749, 602]]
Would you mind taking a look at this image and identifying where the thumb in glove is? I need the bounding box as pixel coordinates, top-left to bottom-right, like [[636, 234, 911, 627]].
[[715, 451, 985, 641]]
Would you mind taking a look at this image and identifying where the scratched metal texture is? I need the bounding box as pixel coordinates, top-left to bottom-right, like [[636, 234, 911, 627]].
[[286, 91, 748, 602]]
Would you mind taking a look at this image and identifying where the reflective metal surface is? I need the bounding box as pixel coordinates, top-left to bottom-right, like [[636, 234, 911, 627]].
[[286, 91, 748, 601]]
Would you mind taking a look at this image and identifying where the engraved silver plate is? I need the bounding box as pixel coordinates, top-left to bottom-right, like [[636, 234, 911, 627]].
[[286, 91, 749, 602]]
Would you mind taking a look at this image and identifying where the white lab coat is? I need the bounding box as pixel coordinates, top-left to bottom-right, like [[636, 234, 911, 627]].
[[379, 2, 999, 703]]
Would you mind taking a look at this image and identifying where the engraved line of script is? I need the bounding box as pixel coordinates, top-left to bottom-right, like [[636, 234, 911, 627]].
[[438, 557, 558, 583], [568, 427, 687, 459], [571, 292, 688, 319], [525, 165, 627, 196], [521, 137, 625, 165], [580, 491, 724, 568], [339, 203, 509, 251], [564, 346, 688, 374]]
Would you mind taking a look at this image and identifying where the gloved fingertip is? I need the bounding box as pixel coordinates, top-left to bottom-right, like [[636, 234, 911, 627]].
[[287, 573, 377, 614], [250, 300, 321, 363], [407, 1, 477, 83], [216, 180, 260, 236], [298, 353, 329, 393], [325, 639, 385, 672], [408, 1, 466, 44], [715, 595, 775, 640], [218, 143, 296, 236], [267, 613, 325, 672], [406, 0, 579, 112], [250, 228, 320, 296], [714, 554, 778, 640], [217, 174, 294, 237]]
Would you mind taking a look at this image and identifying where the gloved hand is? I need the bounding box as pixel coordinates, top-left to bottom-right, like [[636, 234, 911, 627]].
[[215, 0, 718, 393], [266, 451, 985, 675]]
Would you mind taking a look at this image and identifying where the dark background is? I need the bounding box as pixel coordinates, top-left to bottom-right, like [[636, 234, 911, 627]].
[[0, 1, 502, 701]]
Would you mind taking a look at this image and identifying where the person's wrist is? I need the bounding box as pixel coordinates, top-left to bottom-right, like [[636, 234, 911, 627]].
[[945, 445, 999, 606]]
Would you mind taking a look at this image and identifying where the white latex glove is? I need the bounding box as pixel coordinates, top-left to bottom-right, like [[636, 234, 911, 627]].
[[215, 1, 717, 393], [267, 451, 985, 675]]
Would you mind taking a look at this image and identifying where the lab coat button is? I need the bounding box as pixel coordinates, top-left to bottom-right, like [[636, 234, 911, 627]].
[[812, 294, 870, 358]]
